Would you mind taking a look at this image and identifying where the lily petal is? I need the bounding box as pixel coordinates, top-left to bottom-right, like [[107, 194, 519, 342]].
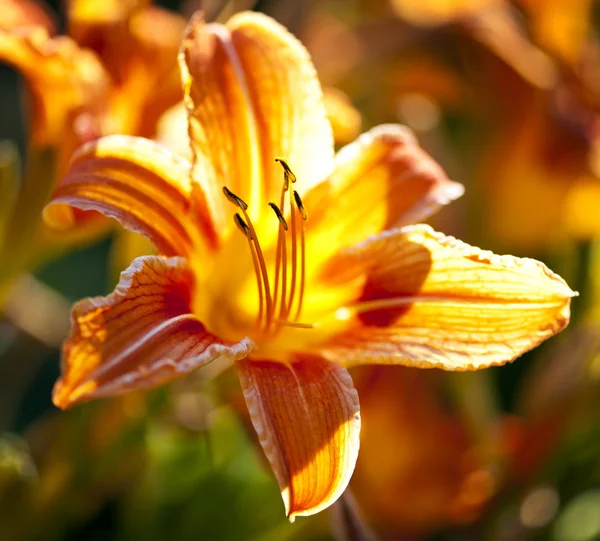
[[227, 12, 335, 197], [0, 27, 108, 146], [44, 135, 218, 257], [179, 11, 334, 231], [54, 255, 253, 409], [237, 356, 360, 520], [319, 224, 575, 370], [305, 124, 464, 252], [391, 0, 497, 27], [66, 0, 147, 27], [68, 1, 185, 137], [1, 0, 56, 32]]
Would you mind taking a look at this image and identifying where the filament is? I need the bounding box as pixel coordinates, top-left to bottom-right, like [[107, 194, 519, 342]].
[[247, 234, 264, 327], [294, 217, 306, 322], [223, 158, 311, 336], [241, 207, 273, 328], [286, 187, 298, 319], [272, 188, 287, 321]]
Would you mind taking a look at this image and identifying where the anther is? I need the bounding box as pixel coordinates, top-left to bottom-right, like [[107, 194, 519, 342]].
[[233, 213, 252, 239], [222, 186, 248, 210], [293, 191, 308, 221], [275, 158, 297, 184], [268, 202, 288, 231]]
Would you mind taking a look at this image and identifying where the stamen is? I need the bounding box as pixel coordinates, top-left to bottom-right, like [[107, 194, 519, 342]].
[[293, 190, 308, 221], [269, 201, 288, 322], [268, 202, 288, 231], [233, 212, 252, 239], [222, 186, 248, 210], [275, 157, 296, 184], [225, 186, 273, 328], [223, 164, 313, 335], [286, 183, 298, 319], [234, 213, 263, 326], [241, 206, 274, 328], [291, 191, 308, 321], [272, 166, 291, 323], [274, 319, 315, 329], [294, 217, 306, 323]]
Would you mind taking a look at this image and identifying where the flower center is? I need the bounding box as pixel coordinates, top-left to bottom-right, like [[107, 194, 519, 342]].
[[222, 159, 312, 340]]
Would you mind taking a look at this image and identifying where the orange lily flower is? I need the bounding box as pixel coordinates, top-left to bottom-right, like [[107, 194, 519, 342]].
[[0, 0, 185, 302], [0, 0, 184, 153], [46, 11, 575, 519], [463, 5, 600, 249]]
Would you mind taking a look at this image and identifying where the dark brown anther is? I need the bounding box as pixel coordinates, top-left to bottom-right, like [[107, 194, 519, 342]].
[[275, 157, 297, 184], [268, 202, 288, 231], [222, 186, 248, 210], [233, 213, 252, 239], [293, 190, 308, 221]]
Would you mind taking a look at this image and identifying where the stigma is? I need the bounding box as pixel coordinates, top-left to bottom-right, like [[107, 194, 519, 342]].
[[222, 159, 311, 337]]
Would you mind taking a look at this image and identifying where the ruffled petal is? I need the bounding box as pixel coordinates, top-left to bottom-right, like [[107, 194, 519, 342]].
[[318, 224, 575, 370], [237, 356, 360, 520], [44, 135, 218, 257], [304, 124, 464, 254], [179, 11, 334, 232], [54, 255, 253, 409], [0, 27, 108, 146]]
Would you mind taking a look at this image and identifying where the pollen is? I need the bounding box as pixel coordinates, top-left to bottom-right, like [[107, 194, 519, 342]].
[[222, 159, 311, 337], [233, 212, 252, 239]]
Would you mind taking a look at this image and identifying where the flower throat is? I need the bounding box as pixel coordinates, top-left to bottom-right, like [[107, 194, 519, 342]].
[[222, 159, 311, 337]]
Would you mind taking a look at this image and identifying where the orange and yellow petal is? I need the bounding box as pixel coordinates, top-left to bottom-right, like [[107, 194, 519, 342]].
[[352, 367, 494, 530], [305, 124, 463, 256], [0, 27, 108, 146], [237, 356, 360, 520], [179, 11, 334, 232], [66, 0, 148, 28], [54, 255, 253, 409], [44, 135, 218, 258], [0, 0, 56, 32], [124, 6, 186, 137], [517, 0, 594, 64], [69, 0, 185, 138], [482, 93, 592, 249], [318, 224, 574, 370], [391, 0, 500, 27]]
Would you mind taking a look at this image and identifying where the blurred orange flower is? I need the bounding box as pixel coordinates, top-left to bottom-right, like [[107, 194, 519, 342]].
[[45, 11, 574, 520], [468, 5, 600, 249], [0, 0, 185, 301], [351, 367, 496, 532]]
